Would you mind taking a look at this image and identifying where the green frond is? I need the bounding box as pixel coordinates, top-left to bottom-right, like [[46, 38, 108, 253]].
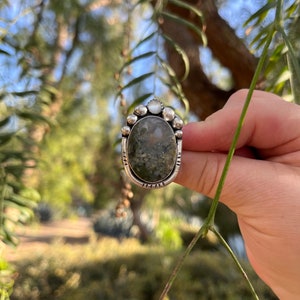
[[268, 43, 287, 62], [162, 34, 190, 81], [0, 132, 15, 147], [285, 0, 300, 18], [129, 31, 157, 54], [0, 117, 10, 128], [0, 227, 18, 247], [0, 49, 10, 56], [249, 24, 274, 49], [280, 28, 300, 90], [169, 0, 204, 23], [274, 68, 291, 86], [244, 2, 276, 27], [161, 11, 207, 46], [16, 111, 52, 126], [11, 90, 39, 97], [6, 193, 37, 209], [119, 51, 156, 74], [158, 60, 189, 116], [118, 72, 154, 96]]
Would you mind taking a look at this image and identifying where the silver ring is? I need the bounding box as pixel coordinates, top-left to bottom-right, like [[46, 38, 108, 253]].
[[121, 98, 183, 189]]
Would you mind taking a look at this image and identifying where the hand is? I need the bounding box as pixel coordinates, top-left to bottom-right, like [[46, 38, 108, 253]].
[[175, 89, 300, 299]]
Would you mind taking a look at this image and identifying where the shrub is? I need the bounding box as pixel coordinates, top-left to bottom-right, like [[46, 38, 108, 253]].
[[10, 237, 277, 300], [35, 203, 53, 223], [92, 210, 133, 239]]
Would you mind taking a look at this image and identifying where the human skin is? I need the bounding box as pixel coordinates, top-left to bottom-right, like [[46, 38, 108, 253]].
[[175, 89, 300, 299]]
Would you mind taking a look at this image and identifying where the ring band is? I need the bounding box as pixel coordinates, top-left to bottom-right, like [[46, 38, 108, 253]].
[[121, 98, 183, 189]]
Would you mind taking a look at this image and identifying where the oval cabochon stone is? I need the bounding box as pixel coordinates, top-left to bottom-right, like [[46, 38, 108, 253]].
[[128, 116, 177, 183]]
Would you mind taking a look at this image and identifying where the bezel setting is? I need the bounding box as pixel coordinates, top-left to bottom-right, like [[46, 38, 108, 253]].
[[121, 98, 183, 189]]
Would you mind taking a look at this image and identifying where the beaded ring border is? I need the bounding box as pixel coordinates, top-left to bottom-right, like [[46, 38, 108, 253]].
[[121, 98, 183, 189]]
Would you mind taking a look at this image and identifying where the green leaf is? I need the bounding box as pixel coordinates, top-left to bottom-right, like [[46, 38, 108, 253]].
[[0, 132, 15, 147], [16, 111, 52, 125], [244, 2, 276, 27], [285, 1, 299, 17], [159, 59, 177, 78], [161, 11, 207, 46], [159, 61, 181, 93], [7, 194, 36, 208], [280, 28, 300, 93], [20, 187, 41, 203], [158, 61, 189, 116], [4, 164, 28, 178], [0, 117, 10, 128], [133, 0, 149, 7], [11, 90, 38, 97], [118, 72, 154, 95], [0, 227, 18, 247], [0, 151, 28, 163], [0, 48, 11, 56], [126, 93, 152, 114], [0, 92, 6, 101], [269, 43, 287, 62], [274, 69, 291, 85], [43, 84, 58, 96], [119, 51, 156, 74], [130, 31, 156, 54], [37, 90, 53, 105], [161, 78, 189, 116], [250, 24, 274, 49], [169, 0, 204, 22], [162, 34, 190, 81]]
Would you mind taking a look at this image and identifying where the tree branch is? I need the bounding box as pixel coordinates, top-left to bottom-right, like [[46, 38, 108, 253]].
[[156, 0, 258, 119]]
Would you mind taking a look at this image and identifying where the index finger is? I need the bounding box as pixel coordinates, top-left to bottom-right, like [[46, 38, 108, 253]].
[[183, 90, 300, 158]]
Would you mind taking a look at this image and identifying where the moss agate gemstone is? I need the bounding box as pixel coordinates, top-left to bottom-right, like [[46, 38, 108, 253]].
[[128, 116, 177, 183]]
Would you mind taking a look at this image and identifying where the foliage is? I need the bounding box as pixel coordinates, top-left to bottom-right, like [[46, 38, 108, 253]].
[[0, 0, 125, 220], [10, 238, 276, 300], [0, 85, 41, 247], [245, 0, 300, 101], [35, 202, 53, 223], [155, 212, 183, 250], [0, 0, 124, 295], [93, 209, 133, 239], [37, 100, 101, 212], [115, 0, 206, 117], [32, 0, 124, 211], [0, 259, 15, 300]]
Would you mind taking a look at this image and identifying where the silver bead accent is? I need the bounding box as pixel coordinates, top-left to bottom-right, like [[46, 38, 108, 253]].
[[121, 126, 131, 136], [134, 105, 148, 116], [127, 114, 138, 125], [172, 117, 184, 129], [175, 130, 183, 139], [147, 99, 163, 114], [162, 107, 175, 121]]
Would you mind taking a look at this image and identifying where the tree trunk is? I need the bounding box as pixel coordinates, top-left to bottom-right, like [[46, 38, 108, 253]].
[[156, 0, 258, 119]]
